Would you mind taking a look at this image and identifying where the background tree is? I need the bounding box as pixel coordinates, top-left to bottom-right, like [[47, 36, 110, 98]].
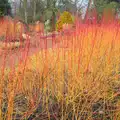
[[10, 0, 83, 27], [83, 0, 120, 22], [0, 0, 11, 17], [93, 0, 120, 20], [44, 0, 58, 31], [16, 0, 45, 23]]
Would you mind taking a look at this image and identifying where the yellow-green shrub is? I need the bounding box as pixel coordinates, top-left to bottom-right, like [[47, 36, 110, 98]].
[[56, 11, 74, 31]]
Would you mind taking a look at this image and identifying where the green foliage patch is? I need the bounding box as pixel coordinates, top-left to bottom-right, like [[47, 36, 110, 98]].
[[56, 11, 74, 31]]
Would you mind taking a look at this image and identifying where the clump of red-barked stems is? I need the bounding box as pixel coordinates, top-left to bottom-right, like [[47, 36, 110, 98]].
[[0, 13, 120, 120]]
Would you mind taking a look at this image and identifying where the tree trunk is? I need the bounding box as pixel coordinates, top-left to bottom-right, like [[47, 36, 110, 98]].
[[52, 0, 56, 31], [24, 0, 28, 24], [33, 0, 36, 22], [84, 0, 92, 22]]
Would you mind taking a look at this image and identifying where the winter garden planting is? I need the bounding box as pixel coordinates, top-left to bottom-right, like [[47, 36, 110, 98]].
[[0, 11, 120, 120]]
